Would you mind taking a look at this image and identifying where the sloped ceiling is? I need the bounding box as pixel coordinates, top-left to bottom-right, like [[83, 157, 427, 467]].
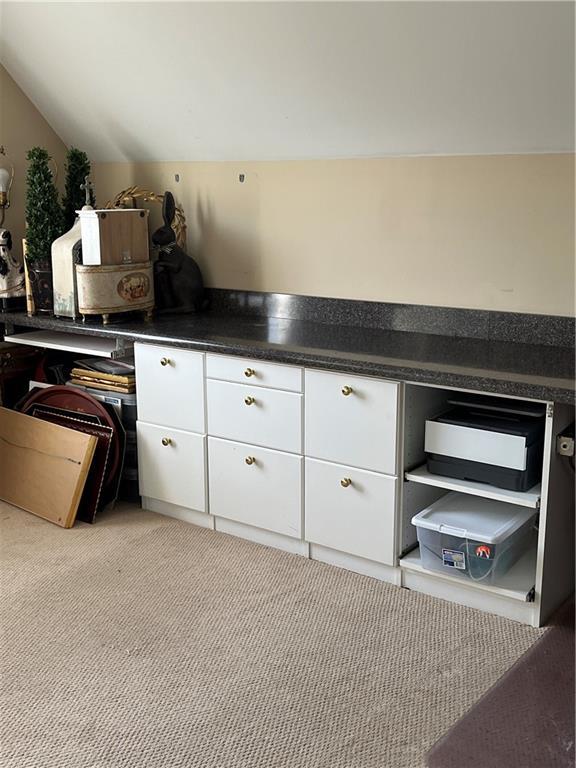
[[0, 2, 574, 162]]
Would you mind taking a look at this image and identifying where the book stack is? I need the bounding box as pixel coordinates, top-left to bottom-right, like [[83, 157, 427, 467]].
[[69, 357, 136, 394]]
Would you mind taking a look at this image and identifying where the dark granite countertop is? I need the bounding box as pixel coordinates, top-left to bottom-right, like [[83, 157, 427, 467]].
[[2, 308, 574, 404]]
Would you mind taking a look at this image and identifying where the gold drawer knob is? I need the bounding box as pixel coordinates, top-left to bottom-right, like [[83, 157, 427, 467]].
[[161, 437, 172, 446], [245, 456, 256, 466], [160, 357, 171, 367], [340, 477, 352, 488], [244, 396, 256, 406], [341, 385, 353, 396], [244, 367, 256, 378]]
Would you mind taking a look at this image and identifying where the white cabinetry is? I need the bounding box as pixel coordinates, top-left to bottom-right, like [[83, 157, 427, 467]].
[[138, 346, 399, 572], [305, 370, 398, 474], [136, 343, 210, 527], [206, 354, 302, 391], [208, 437, 303, 538], [305, 458, 396, 565], [135, 343, 205, 433], [206, 380, 302, 453], [137, 422, 206, 511], [206, 358, 305, 549]]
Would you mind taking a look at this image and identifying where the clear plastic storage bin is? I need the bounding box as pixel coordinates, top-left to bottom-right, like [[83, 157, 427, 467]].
[[411, 492, 536, 584]]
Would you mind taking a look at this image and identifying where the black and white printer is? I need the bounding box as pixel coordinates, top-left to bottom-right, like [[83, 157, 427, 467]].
[[425, 395, 545, 491]]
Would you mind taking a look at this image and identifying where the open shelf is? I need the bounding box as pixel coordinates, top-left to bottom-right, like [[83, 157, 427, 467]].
[[404, 464, 541, 509], [400, 545, 537, 603], [4, 331, 120, 358]]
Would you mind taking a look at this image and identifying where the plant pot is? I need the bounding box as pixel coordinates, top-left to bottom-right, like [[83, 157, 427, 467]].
[[27, 261, 54, 314]]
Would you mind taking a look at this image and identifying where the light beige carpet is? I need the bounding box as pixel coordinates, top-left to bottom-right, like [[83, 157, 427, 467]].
[[0, 502, 542, 768]]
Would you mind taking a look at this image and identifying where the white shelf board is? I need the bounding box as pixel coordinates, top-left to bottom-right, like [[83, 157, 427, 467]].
[[404, 464, 541, 508], [4, 331, 118, 358], [399, 545, 537, 603]]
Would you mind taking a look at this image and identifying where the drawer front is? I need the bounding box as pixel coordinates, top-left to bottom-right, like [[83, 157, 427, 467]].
[[425, 421, 527, 471], [207, 379, 302, 453], [305, 458, 396, 565], [208, 437, 303, 538], [137, 421, 206, 511], [135, 343, 205, 433], [305, 370, 398, 474], [206, 354, 302, 392]]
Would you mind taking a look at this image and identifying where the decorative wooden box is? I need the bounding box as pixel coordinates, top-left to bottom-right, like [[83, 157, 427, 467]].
[[78, 209, 149, 266], [76, 262, 154, 324]]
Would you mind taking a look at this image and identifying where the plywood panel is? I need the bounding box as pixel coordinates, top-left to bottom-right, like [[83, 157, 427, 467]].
[[0, 407, 96, 528]]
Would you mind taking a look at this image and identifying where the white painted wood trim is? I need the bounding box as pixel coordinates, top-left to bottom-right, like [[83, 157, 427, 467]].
[[309, 543, 402, 585], [142, 497, 215, 529], [400, 546, 536, 604], [401, 569, 536, 626], [214, 516, 309, 556]]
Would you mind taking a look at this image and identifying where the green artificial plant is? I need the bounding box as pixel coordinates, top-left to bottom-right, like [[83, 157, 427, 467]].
[[62, 147, 95, 229], [25, 147, 64, 265]]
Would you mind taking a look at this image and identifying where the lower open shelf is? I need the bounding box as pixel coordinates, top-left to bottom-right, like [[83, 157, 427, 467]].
[[399, 545, 537, 603], [404, 464, 541, 508]]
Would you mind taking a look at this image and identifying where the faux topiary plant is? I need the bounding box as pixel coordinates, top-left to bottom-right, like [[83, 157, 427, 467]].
[[62, 147, 95, 229], [25, 147, 64, 265]]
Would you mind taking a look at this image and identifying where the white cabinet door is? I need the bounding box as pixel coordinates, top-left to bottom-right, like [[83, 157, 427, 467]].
[[137, 421, 206, 511], [135, 343, 205, 433], [207, 379, 302, 453], [305, 370, 398, 474], [206, 354, 303, 392], [305, 457, 397, 565], [208, 437, 303, 538]]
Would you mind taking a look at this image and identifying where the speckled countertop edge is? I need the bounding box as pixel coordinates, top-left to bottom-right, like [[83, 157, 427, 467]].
[[2, 310, 574, 405]]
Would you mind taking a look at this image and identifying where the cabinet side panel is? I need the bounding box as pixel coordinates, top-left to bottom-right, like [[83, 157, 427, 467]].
[[535, 403, 575, 625]]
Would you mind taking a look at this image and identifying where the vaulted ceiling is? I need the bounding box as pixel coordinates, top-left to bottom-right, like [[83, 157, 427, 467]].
[[1, 2, 574, 162]]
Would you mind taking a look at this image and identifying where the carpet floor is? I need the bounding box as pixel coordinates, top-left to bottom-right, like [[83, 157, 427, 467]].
[[0, 502, 543, 768]]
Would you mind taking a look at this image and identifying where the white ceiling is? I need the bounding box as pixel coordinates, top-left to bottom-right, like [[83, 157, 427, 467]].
[[1, 2, 574, 162]]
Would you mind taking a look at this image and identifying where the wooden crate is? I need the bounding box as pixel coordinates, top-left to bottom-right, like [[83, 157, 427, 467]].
[[79, 209, 149, 266]]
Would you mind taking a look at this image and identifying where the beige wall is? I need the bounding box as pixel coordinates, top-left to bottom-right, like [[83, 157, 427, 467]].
[[93, 154, 574, 316], [0, 64, 67, 257], [1, 64, 572, 317]]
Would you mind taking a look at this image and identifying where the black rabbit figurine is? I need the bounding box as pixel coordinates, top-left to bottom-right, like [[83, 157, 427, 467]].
[[152, 191, 206, 313]]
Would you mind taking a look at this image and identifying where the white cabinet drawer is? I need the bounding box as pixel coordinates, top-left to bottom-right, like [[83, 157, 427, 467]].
[[208, 437, 303, 538], [135, 343, 205, 433], [206, 354, 302, 392], [305, 458, 396, 565], [305, 370, 398, 474], [207, 379, 302, 453], [137, 421, 206, 511]]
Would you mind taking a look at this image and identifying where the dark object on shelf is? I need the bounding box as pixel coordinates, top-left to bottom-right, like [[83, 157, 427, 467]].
[[75, 356, 135, 375], [1, 295, 26, 312], [426, 404, 545, 492], [119, 466, 140, 503], [152, 191, 206, 314], [447, 393, 546, 418], [426, 599, 574, 768], [17, 385, 125, 505], [65, 381, 138, 501], [26, 404, 114, 523], [0, 342, 40, 407], [27, 261, 54, 313]]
